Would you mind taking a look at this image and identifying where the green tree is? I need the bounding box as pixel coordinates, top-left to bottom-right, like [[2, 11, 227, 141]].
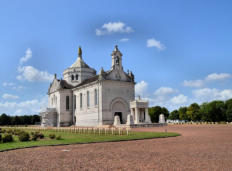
[[0, 113, 41, 125], [0, 114, 11, 125], [149, 106, 169, 123], [178, 107, 188, 121], [225, 99, 232, 122], [31, 115, 41, 124], [200, 102, 211, 121], [207, 100, 226, 122], [169, 110, 179, 120], [20, 115, 31, 125], [11, 116, 21, 125], [186, 103, 201, 121]]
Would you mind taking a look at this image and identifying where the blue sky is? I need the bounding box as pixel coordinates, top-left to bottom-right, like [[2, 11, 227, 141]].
[[1, 0, 232, 115]]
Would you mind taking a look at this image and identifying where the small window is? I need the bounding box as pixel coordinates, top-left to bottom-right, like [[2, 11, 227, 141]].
[[66, 96, 69, 110], [87, 91, 90, 107], [75, 74, 78, 80], [71, 75, 74, 81], [80, 93, 82, 108], [115, 56, 119, 65], [94, 89, 98, 105], [74, 95, 76, 109]]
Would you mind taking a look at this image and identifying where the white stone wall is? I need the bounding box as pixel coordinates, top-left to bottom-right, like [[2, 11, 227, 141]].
[[73, 80, 134, 126], [58, 90, 73, 126], [73, 82, 102, 126], [101, 80, 135, 125], [49, 90, 73, 126], [49, 91, 60, 114]]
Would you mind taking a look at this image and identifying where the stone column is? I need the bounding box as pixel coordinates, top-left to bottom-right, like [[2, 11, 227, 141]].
[[126, 114, 134, 126], [134, 107, 139, 124], [145, 108, 151, 123], [130, 108, 134, 121]]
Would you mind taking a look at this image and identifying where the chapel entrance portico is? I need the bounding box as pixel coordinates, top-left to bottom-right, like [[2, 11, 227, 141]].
[[130, 97, 151, 124], [110, 97, 129, 124]]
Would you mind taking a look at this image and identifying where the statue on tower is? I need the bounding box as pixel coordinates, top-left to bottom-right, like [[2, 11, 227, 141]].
[[78, 46, 82, 59]]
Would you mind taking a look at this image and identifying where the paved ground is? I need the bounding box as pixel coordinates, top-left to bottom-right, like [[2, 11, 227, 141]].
[[0, 124, 232, 171]]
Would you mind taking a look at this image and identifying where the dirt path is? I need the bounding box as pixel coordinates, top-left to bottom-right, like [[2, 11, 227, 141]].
[[0, 124, 232, 171]]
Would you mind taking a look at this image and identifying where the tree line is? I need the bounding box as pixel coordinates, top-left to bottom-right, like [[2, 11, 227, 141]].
[[0, 114, 41, 126], [1, 98, 232, 125], [149, 98, 232, 122]]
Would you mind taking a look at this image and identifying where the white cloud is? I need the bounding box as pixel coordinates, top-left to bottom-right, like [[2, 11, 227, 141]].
[[183, 73, 231, 88], [17, 48, 53, 82], [193, 88, 232, 102], [119, 38, 129, 42], [2, 93, 19, 100], [12, 86, 24, 90], [15, 109, 22, 115], [2, 82, 24, 90], [17, 65, 53, 82], [205, 73, 231, 81], [96, 22, 133, 36], [0, 95, 48, 115], [147, 38, 166, 51], [146, 92, 190, 111], [170, 94, 188, 105], [135, 81, 148, 96], [153, 87, 177, 104], [136, 85, 189, 110], [183, 80, 204, 88], [154, 87, 176, 96], [19, 48, 32, 65], [2, 82, 14, 87]]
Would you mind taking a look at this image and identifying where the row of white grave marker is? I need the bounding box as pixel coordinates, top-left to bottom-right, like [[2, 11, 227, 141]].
[[2, 126, 132, 136]]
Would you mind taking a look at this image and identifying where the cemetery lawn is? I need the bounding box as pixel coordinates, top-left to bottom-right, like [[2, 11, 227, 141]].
[[0, 129, 179, 151]]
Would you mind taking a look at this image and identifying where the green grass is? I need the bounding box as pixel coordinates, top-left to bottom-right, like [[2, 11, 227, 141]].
[[0, 129, 180, 152]]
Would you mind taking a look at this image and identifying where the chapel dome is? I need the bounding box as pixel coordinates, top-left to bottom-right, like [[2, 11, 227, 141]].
[[63, 46, 96, 86], [70, 46, 90, 68], [70, 57, 90, 68]]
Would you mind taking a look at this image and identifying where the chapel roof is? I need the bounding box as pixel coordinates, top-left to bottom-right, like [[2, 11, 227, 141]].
[[48, 78, 74, 94], [75, 75, 100, 87], [70, 57, 90, 68], [59, 79, 74, 89]]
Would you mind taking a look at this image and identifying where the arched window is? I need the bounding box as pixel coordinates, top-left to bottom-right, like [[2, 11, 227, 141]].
[[71, 75, 74, 81], [115, 56, 119, 65], [75, 74, 78, 80], [87, 91, 90, 107], [74, 95, 76, 109], [80, 93, 82, 108], [94, 89, 98, 105], [66, 96, 69, 110]]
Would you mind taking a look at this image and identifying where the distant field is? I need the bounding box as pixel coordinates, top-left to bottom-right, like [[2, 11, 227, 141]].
[[0, 128, 179, 151]]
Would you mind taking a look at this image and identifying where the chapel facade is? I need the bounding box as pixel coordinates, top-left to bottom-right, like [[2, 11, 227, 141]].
[[41, 46, 151, 127]]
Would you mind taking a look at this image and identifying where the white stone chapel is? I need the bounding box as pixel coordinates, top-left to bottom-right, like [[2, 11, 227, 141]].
[[41, 46, 151, 127]]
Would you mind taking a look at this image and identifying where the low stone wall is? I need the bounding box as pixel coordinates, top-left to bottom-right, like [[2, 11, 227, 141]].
[[113, 123, 167, 128], [129, 123, 167, 128]]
